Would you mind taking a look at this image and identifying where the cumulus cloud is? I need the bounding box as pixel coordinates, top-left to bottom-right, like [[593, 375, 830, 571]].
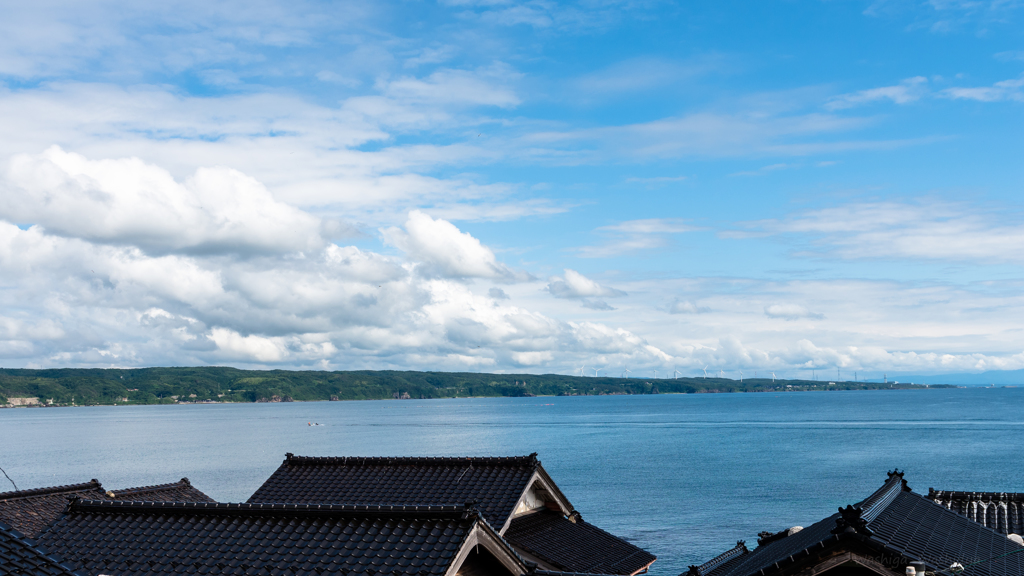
[[764, 304, 824, 320], [382, 210, 530, 281], [0, 146, 324, 255], [547, 269, 626, 299], [0, 154, 671, 369]]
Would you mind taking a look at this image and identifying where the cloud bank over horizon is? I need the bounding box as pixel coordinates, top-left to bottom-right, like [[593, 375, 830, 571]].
[[0, 0, 1022, 378]]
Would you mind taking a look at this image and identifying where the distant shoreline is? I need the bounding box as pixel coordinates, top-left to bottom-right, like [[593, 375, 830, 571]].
[[0, 366, 960, 408]]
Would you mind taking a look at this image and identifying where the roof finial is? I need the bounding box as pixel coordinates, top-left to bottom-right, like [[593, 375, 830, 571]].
[[832, 505, 872, 536], [887, 469, 911, 491]]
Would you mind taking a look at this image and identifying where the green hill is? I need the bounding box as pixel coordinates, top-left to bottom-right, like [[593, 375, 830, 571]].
[[0, 367, 951, 407]]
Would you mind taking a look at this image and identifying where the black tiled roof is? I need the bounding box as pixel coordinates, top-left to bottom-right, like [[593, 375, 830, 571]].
[[0, 520, 79, 576], [248, 454, 541, 528], [0, 478, 215, 539], [108, 477, 215, 503], [929, 490, 1024, 535], [693, 471, 1024, 576], [505, 510, 656, 575], [0, 481, 106, 539], [37, 501, 494, 576]]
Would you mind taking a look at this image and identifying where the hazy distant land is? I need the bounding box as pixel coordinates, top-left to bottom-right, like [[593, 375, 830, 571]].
[[0, 367, 955, 407]]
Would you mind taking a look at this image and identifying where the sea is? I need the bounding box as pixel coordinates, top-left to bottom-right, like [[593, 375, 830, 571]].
[[2, 387, 1022, 576]]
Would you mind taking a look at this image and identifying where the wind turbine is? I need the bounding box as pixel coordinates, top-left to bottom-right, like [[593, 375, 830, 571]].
[[771, 372, 776, 383], [654, 370, 658, 379], [578, 365, 586, 377], [623, 368, 632, 378], [718, 369, 724, 378], [673, 370, 681, 379], [594, 367, 603, 377], [740, 371, 743, 383], [702, 365, 708, 379]]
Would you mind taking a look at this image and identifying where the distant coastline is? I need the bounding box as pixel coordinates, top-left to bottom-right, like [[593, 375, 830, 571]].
[[0, 367, 957, 408]]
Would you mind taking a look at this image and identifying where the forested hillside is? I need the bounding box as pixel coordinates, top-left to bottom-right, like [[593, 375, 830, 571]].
[[0, 367, 949, 407]]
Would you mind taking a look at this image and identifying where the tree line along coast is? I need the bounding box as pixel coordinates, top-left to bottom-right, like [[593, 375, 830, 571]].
[[0, 367, 950, 407]]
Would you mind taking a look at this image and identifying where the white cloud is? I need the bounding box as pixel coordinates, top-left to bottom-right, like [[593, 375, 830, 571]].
[[573, 218, 700, 258], [382, 210, 530, 281], [940, 74, 1024, 102], [669, 299, 710, 314], [826, 77, 929, 110], [547, 269, 626, 299], [522, 110, 925, 161], [599, 219, 698, 234], [403, 45, 459, 68], [764, 304, 824, 320], [572, 56, 721, 97], [744, 200, 1024, 263], [379, 65, 521, 108], [0, 146, 323, 255], [862, 0, 1024, 33], [210, 328, 287, 362]]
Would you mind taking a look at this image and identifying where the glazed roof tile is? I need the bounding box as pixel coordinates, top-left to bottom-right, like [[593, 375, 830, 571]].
[[0, 481, 106, 539], [0, 478, 214, 539], [505, 510, 656, 576], [928, 490, 1024, 535], [36, 501, 486, 576], [0, 520, 79, 576], [248, 454, 541, 528], [694, 472, 1024, 576], [107, 477, 215, 503]]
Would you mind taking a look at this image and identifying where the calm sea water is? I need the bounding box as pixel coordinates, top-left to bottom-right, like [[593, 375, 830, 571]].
[[2, 388, 1023, 576]]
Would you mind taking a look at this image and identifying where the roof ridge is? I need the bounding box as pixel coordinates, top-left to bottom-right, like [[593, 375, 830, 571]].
[[0, 479, 102, 501], [861, 469, 910, 523], [109, 477, 191, 495], [282, 453, 541, 467], [687, 541, 749, 576], [68, 500, 481, 518]]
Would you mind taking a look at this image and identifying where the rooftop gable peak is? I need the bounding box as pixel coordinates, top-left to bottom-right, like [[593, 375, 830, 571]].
[[831, 469, 910, 535]]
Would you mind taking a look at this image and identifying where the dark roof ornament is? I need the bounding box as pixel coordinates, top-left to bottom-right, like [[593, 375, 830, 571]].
[[831, 505, 873, 536], [887, 469, 911, 492], [462, 501, 480, 519]]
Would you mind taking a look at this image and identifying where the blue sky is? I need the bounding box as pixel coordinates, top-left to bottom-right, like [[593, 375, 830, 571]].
[[0, 0, 1022, 377]]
